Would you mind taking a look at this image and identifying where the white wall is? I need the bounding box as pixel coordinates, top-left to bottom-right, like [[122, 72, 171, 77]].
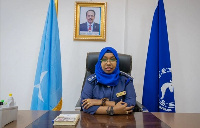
[[125, 0, 200, 113], [165, 0, 200, 113], [0, 0, 200, 113], [0, 0, 126, 110], [0, 0, 1, 95], [125, 0, 157, 107]]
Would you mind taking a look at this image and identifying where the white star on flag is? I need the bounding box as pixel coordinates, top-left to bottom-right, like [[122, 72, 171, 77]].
[[34, 71, 48, 102]]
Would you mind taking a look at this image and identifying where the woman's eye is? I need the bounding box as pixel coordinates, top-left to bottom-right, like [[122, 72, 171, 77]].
[[110, 58, 116, 62], [101, 59, 107, 62]]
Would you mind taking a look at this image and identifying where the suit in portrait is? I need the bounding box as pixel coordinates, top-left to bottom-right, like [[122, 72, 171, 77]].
[[80, 22, 100, 32]]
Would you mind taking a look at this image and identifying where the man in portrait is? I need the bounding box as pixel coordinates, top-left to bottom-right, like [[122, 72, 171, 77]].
[[80, 10, 100, 34]]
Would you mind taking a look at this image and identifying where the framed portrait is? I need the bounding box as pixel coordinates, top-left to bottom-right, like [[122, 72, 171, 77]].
[[73, 2, 107, 41]]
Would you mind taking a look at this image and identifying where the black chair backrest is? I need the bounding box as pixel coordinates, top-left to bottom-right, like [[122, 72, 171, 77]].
[[82, 52, 132, 90]]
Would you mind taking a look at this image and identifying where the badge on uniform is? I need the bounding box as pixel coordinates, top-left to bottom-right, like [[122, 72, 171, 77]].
[[116, 91, 126, 97]]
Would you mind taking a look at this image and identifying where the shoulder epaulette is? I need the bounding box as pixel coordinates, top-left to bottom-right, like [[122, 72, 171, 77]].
[[120, 71, 133, 80], [87, 74, 97, 83]]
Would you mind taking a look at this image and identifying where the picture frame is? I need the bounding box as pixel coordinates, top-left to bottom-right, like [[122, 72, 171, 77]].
[[73, 2, 107, 41]]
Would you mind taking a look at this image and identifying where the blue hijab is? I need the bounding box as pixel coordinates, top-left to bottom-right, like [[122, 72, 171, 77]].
[[95, 47, 120, 86]]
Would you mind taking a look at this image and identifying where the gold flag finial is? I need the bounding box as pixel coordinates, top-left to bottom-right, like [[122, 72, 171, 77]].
[[55, 0, 58, 16]]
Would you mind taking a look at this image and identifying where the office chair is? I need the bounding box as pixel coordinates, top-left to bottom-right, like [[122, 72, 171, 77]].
[[75, 52, 145, 112]]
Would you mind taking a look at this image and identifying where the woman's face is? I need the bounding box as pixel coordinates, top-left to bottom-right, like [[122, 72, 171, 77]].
[[101, 53, 117, 74]]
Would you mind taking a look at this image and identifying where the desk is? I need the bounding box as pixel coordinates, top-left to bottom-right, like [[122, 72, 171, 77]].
[[4, 110, 47, 128], [3, 111, 200, 128], [152, 112, 200, 128]]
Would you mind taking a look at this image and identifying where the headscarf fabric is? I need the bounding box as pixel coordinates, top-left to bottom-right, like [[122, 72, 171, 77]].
[[95, 47, 120, 86]]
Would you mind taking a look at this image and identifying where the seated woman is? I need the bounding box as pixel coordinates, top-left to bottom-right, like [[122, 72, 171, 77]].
[[81, 47, 136, 115]]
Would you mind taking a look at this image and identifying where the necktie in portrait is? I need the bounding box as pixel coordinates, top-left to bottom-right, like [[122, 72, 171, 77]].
[[88, 25, 91, 31]]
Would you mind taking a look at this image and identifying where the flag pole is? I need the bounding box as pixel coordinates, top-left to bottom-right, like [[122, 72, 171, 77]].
[[54, 0, 62, 111], [55, 0, 58, 16]]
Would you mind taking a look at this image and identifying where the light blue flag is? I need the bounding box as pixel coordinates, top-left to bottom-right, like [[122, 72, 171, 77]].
[[31, 0, 62, 110], [142, 0, 175, 112]]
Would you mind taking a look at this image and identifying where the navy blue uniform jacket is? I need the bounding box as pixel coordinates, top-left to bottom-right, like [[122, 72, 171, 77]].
[[81, 71, 136, 114]]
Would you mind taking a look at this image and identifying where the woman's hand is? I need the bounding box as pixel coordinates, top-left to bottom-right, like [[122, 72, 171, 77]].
[[113, 101, 134, 114], [82, 99, 101, 109]]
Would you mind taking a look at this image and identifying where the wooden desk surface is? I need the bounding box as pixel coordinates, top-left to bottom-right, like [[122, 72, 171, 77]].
[[25, 111, 170, 128], [152, 112, 200, 128], [4, 110, 47, 128], [3, 110, 200, 128], [79, 111, 170, 128]]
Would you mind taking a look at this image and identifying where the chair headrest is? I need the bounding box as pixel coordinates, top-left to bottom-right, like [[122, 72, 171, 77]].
[[86, 52, 132, 74]]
